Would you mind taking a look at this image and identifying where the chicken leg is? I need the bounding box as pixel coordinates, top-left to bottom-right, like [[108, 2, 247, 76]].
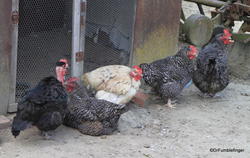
[[164, 99, 176, 109], [41, 130, 55, 140]]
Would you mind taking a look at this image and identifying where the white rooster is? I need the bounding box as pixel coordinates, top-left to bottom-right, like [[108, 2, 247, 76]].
[[81, 65, 143, 105]]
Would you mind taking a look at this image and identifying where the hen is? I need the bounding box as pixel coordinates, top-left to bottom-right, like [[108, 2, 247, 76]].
[[192, 28, 233, 97], [139, 45, 198, 108], [81, 65, 142, 105], [11, 76, 68, 139], [63, 83, 127, 136], [56, 60, 127, 136]]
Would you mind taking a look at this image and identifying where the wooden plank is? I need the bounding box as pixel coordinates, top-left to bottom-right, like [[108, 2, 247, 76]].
[[132, 0, 182, 65], [0, 0, 12, 114]]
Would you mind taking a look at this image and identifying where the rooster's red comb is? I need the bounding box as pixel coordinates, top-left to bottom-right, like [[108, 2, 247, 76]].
[[59, 59, 68, 64], [223, 29, 232, 37], [132, 65, 142, 73], [189, 45, 197, 52]]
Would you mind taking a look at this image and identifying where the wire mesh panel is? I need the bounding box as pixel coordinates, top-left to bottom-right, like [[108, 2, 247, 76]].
[[84, 0, 136, 72], [16, 0, 73, 102]]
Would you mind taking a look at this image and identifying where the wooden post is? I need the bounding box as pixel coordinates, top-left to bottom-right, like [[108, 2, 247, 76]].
[[0, 0, 12, 114], [71, 0, 86, 78], [8, 0, 19, 113]]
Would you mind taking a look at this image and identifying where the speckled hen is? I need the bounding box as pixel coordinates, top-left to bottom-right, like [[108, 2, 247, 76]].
[[139, 45, 198, 108], [192, 28, 233, 97], [55, 59, 127, 136], [63, 83, 127, 136]]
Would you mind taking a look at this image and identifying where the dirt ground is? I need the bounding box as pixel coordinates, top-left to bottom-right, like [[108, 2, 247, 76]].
[[1, 1, 249, 158], [1, 79, 250, 158]]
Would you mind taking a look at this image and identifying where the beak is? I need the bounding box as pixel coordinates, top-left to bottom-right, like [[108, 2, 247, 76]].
[[65, 64, 69, 74], [229, 36, 234, 43], [195, 52, 198, 57]]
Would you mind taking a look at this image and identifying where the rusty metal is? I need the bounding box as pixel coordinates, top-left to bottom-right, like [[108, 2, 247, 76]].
[[132, 0, 181, 65], [184, 0, 226, 8], [239, 21, 250, 33], [196, 3, 205, 15], [219, 1, 250, 22], [80, 1, 86, 27], [0, 0, 12, 114], [76, 51, 84, 62], [11, 10, 19, 24], [72, 0, 85, 78]]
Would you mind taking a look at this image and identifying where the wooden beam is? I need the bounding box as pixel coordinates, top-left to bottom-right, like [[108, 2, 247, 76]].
[[0, 0, 12, 114]]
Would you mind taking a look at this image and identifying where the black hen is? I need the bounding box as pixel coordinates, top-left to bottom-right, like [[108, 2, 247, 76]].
[[63, 81, 127, 136], [192, 28, 233, 97], [11, 76, 68, 138], [139, 45, 198, 107]]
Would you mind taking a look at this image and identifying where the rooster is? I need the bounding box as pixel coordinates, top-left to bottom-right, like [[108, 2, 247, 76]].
[[139, 45, 198, 108], [55, 60, 127, 136], [11, 76, 69, 139], [81, 65, 142, 105], [192, 28, 233, 97]]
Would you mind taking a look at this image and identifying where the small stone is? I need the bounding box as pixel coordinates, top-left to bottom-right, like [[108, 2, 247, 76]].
[[100, 136, 107, 139], [143, 153, 151, 157], [241, 92, 250, 96], [144, 145, 150, 148]]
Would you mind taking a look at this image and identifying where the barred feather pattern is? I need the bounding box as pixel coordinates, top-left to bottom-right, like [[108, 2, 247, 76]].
[[192, 34, 229, 96], [63, 83, 127, 136], [140, 46, 195, 102]]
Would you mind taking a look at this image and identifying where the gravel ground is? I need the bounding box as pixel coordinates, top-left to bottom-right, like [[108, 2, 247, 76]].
[[1, 80, 250, 158]]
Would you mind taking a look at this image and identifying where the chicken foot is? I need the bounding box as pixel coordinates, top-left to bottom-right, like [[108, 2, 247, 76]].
[[41, 130, 55, 140], [164, 99, 177, 109]]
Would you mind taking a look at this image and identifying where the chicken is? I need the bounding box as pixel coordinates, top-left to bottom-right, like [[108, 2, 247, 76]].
[[139, 45, 198, 108], [192, 28, 233, 97], [81, 65, 142, 105], [11, 76, 68, 139], [55, 60, 127, 136], [63, 83, 127, 136]]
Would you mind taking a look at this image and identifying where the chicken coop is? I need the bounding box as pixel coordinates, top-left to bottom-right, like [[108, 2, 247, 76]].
[[0, 0, 181, 114]]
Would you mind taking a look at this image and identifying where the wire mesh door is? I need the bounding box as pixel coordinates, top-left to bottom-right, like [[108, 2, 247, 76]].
[[15, 0, 73, 102], [84, 0, 137, 72]]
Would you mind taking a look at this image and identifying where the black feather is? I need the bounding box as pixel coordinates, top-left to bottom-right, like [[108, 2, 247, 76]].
[[11, 76, 68, 137], [192, 32, 230, 96]]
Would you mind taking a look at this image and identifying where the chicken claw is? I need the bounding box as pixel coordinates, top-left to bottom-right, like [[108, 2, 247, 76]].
[[164, 99, 176, 109], [41, 131, 55, 140]]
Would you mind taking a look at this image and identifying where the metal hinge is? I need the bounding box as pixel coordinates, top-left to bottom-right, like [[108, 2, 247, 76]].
[[11, 10, 19, 24], [76, 51, 84, 62]]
